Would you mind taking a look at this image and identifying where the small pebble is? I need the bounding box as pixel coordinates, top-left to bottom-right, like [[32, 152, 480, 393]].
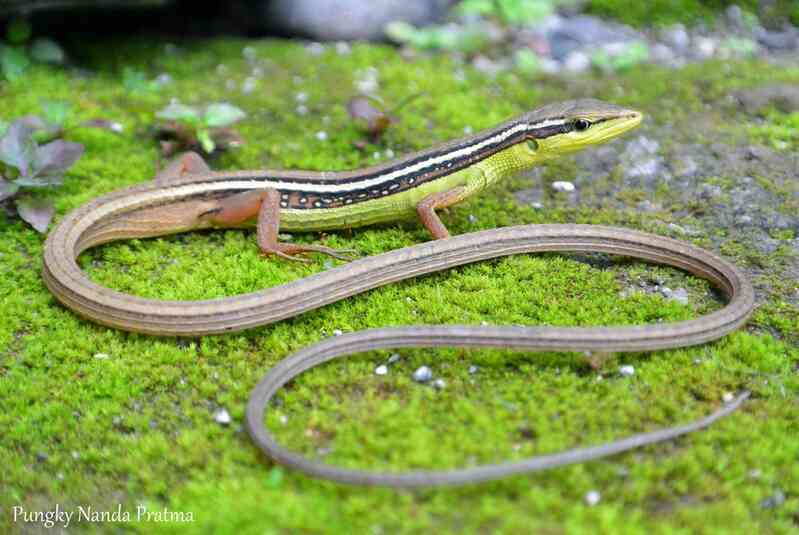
[[241, 77, 257, 94], [279, 414, 288, 425], [307, 42, 326, 56], [619, 365, 635, 377], [374, 364, 388, 376], [584, 490, 601, 506], [433, 378, 447, 390], [214, 409, 232, 425], [332, 329, 343, 336], [36, 452, 48, 462], [530, 201, 544, 209], [387, 353, 401, 364], [71, 451, 80, 460], [242, 46, 257, 61], [468, 365, 479, 375], [722, 392, 734, 403], [552, 181, 576, 192], [413, 366, 433, 383], [564, 51, 590, 72], [468, 214, 477, 223], [761, 490, 785, 509], [295, 91, 308, 103], [295, 104, 308, 116], [335, 41, 351, 55], [94, 353, 110, 360], [315, 131, 328, 141]]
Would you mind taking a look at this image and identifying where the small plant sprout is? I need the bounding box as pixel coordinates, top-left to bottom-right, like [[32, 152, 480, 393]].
[[26, 101, 124, 140], [0, 119, 83, 232], [155, 102, 246, 156], [346, 93, 424, 144], [0, 17, 66, 82]]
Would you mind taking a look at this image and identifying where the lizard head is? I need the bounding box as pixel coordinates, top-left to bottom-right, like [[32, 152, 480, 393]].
[[518, 99, 642, 158]]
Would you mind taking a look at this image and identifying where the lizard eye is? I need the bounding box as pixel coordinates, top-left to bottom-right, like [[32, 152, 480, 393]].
[[526, 139, 539, 152], [574, 119, 591, 131]]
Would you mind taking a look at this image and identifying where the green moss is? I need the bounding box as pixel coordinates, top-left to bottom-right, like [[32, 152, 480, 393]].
[[1, 40, 798, 534], [748, 110, 799, 151]]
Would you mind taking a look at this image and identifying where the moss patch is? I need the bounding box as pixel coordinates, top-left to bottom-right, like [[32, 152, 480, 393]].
[[1, 40, 798, 533]]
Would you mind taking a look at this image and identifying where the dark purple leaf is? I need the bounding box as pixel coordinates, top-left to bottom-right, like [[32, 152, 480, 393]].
[[16, 196, 54, 233], [16, 115, 49, 132], [80, 119, 124, 134], [31, 140, 84, 180], [0, 120, 36, 176], [0, 177, 19, 201]]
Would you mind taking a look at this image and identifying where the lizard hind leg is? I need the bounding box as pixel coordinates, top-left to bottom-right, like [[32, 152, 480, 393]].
[[254, 190, 356, 263], [154, 152, 211, 185]]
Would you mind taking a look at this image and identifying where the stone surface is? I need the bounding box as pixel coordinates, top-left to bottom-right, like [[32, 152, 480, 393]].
[[262, 0, 449, 41]]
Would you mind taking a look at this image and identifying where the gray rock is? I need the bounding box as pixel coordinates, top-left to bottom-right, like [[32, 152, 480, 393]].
[[262, 0, 449, 41], [756, 28, 798, 50], [735, 84, 799, 115], [547, 15, 642, 60], [563, 51, 590, 72], [661, 24, 690, 50]]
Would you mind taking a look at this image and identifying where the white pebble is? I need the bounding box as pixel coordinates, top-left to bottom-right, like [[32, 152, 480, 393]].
[[295, 104, 308, 116], [335, 41, 351, 55], [94, 353, 110, 360], [722, 392, 734, 403], [413, 366, 433, 383], [468, 365, 478, 375], [295, 91, 308, 103], [242, 46, 257, 60], [241, 77, 257, 94], [619, 365, 635, 377], [332, 329, 343, 336], [374, 364, 388, 376], [552, 181, 575, 192], [315, 131, 328, 141], [387, 353, 401, 364], [585, 490, 601, 506], [530, 201, 544, 209], [433, 378, 447, 390], [213, 409, 231, 425]]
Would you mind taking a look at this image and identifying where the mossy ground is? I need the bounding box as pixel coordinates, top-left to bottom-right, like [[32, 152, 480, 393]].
[[1, 39, 798, 533]]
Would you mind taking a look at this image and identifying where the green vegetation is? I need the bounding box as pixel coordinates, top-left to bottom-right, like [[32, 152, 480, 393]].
[[155, 101, 246, 154], [749, 110, 799, 150], [0, 18, 65, 82], [586, 0, 759, 27], [0, 39, 798, 533]]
